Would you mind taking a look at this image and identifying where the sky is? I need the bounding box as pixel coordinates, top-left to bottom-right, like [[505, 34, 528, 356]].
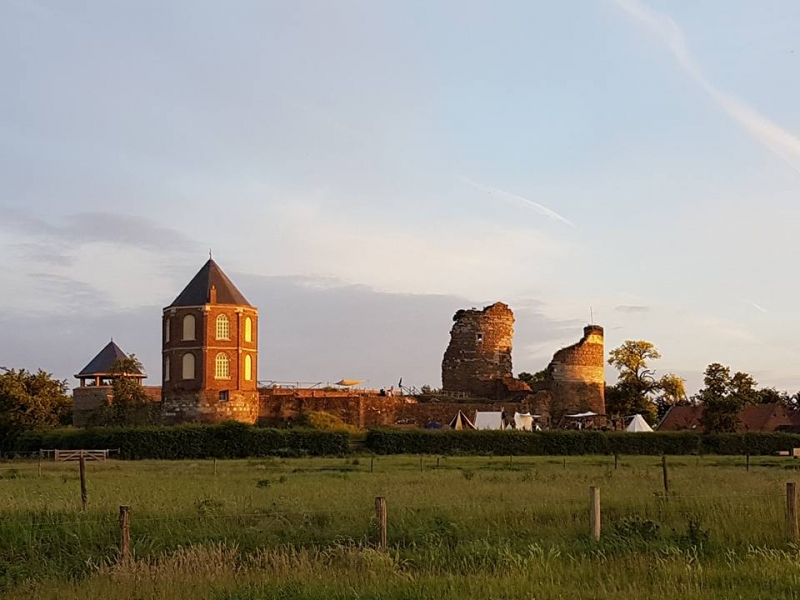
[[2, 0, 800, 394]]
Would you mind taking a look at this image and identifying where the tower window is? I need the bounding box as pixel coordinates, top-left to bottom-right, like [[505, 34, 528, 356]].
[[165, 317, 170, 343], [244, 316, 253, 343], [244, 354, 253, 381], [216, 314, 230, 340], [182, 314, 196, 341], [182, 353, 195, 380], [164, 356, 170, 382], [215, 353, 230, 379], [218, 390, 229, 402]]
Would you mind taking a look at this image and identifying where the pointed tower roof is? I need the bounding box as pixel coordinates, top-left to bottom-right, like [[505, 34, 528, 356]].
[[168, 259, 252, 307], [75, 340, 145, 378]]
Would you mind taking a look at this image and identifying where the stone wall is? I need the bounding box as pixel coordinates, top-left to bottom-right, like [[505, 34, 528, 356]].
[[441, 303, 515, 398], [163, 389, 259, 424], [546, 325, 605, 419], [258, 387, 547, 428], [72, 385, 162, 427]]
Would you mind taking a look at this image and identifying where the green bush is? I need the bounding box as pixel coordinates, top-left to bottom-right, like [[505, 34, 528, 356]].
[[363, 429, 800, 456], [13, 422, 349, 459]]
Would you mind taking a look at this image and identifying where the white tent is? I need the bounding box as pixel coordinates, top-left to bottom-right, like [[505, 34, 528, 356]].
[[474, 411, 504, 430], [514, 412, 536, 431], [626, 414, 653, 432], [449, 410, 476, 430]]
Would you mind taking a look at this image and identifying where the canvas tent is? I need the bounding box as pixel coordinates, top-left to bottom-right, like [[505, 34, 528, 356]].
[[474, 411, 504, 430], [626, 414, 653, 432], [514, 412, 539, 431], [449, 410, 476, 430]]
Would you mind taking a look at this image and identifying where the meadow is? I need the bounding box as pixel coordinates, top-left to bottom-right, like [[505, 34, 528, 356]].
[[1, 454, 799, 599]]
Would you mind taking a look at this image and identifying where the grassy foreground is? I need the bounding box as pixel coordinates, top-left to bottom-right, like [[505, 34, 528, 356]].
[[1, 455, 799, 598]]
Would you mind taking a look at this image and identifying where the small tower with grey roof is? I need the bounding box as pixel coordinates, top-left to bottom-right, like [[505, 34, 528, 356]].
[[73, 339, 146, 426], [161, 258, 259, 424]]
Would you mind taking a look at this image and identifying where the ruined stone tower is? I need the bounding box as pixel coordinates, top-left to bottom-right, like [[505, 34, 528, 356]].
[[546, 325, 605, 418], [441, 302, 514, 398], [161, 259, 259, 424]]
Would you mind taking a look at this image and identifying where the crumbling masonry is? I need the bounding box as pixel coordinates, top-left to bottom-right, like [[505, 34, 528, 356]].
[[441, 303, 605, 420]]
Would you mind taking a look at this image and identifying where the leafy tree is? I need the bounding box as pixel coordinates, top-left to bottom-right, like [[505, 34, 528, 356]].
[[89, 355, 159, 426], [518, 370, 549, 386], [0, 367, 72, 448], [606, 341, 681, 425], [697, 362, 761, 433]]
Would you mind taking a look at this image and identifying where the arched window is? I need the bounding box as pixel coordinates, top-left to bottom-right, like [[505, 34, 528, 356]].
[[182, 353, 195, 380], [215, 314, 230, 340], [215, 353, 230, 379], [244, 354, 252, 381], [164, 356, 170, 382], [182, 314, 196, 341], [244, 317, 253, 343], [165, 317, 170, 343]]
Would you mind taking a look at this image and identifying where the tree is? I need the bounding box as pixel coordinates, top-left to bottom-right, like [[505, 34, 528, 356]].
[[518, 370, 549, 386], [0, 367, 72, 448], [654, 373, 689, 419], [89, 355, 159, 427], [697, 362, 761, 433], [109, 355, 159, 426], [606, 341, 671, 424]]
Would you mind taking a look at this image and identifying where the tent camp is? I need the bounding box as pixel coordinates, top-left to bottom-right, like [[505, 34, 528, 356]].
[[514, 412, 540, 431], [626, 414, 653, 432], [449, 410, 476, 430], [474, 411, 504, 430]]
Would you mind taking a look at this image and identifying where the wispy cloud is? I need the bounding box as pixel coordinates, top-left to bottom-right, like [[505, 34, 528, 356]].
[[614, 0, 800, 174], [461, 178, 574, 226], [615, 304, 650, 314], [741, 299, 769, 314]]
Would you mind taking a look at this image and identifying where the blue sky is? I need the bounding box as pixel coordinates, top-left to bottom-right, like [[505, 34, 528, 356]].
[[1, 0, 799, 393]]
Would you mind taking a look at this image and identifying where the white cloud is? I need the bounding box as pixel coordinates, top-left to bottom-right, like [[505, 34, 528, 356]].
[[615, 0, 800, 174]]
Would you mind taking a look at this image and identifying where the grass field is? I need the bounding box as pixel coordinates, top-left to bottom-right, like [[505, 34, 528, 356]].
[[1, 454, 800, 599]]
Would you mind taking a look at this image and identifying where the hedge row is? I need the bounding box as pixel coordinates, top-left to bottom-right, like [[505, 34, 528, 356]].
[[364, 429, 800, 456], [14, 422, 349, 459]]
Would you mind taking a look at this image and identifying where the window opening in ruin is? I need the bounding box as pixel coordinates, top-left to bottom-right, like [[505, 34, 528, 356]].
[[215, 353, 230, 379], [164, 356, 170, 382], [476, 333, 484, 343], [219, 390, 229, 402], [165, 317, 170, 343], [216, 314, 230, 340]]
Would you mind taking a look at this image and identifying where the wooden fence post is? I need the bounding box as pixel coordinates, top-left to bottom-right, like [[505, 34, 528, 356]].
[[787, 482, 798, 542], [79, 454, 87, 510], [661, 455, 669, 495], [37, 453, 42, 478], [375, 496, 387, 552], [119, 505, 131, 562], [746, 454, 750, 473], [590, 486, 601, 541], [436, 456, 440, 470], [213, 458, 217, 476]]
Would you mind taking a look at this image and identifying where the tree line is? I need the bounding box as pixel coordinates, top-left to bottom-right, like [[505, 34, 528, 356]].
[[603, 340, 799, 432]]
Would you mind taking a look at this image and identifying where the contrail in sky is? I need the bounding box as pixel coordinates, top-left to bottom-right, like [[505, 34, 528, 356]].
[[741, 299, 769, 314], [461, 178, 574, 226], [614, 0, 800, 175]]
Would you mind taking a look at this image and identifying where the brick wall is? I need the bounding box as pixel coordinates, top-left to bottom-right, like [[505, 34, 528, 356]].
[[441, 303, 514, 397]]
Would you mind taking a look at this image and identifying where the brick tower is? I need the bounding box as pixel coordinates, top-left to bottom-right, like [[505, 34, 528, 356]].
[[161, 258, 259, 424], [441, 302, 515, 398]]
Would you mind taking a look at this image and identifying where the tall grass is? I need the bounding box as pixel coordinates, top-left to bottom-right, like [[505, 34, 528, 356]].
[[0, 455, 798, 598]]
